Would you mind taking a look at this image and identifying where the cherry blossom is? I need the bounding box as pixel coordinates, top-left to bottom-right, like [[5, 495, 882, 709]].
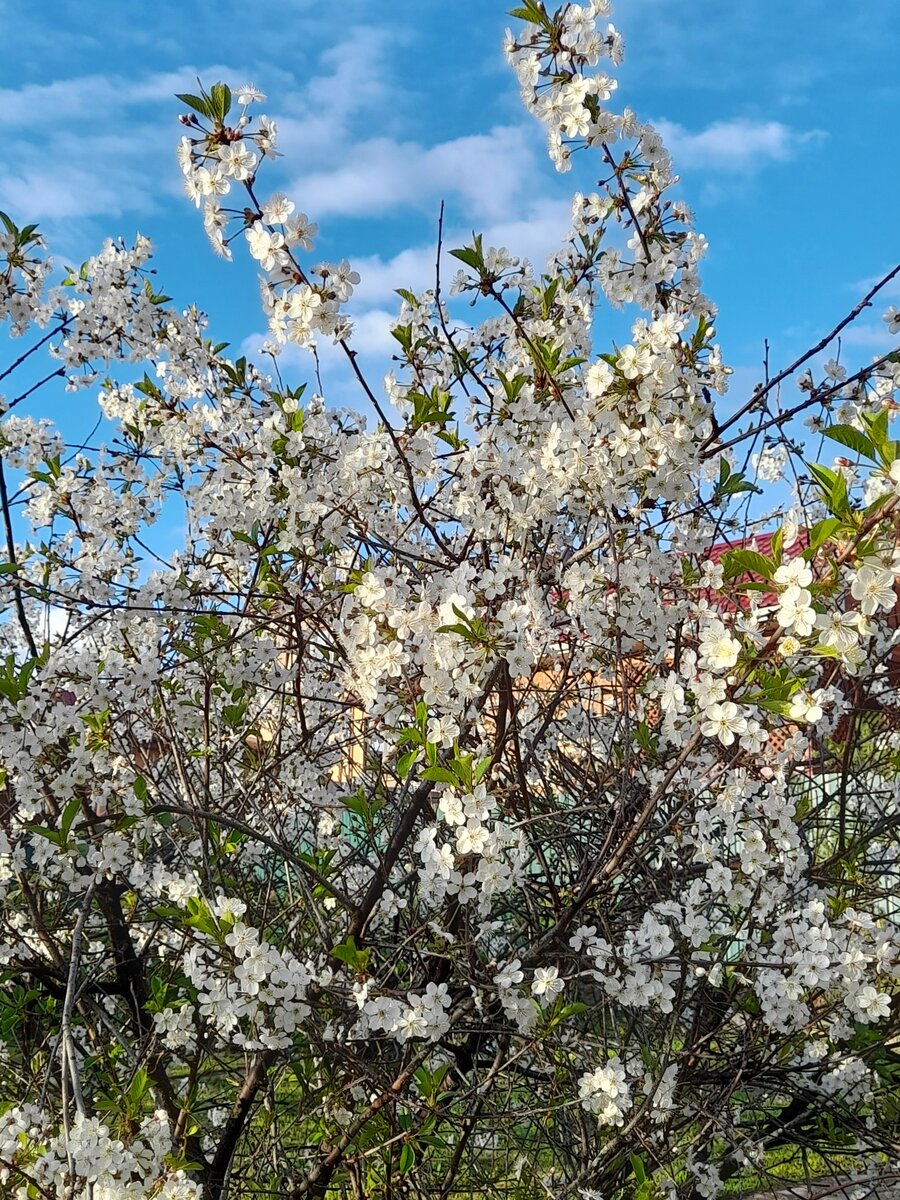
[[0, 13, 898, 1200]]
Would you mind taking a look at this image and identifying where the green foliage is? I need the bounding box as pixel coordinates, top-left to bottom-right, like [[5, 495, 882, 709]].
[[176, 80, 233, 125]]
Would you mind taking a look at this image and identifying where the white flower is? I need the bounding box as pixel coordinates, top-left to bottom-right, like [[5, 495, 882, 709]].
[[364, 995, 403, 1032], [701, 701, 748, 747], [260, 193, 295, 224], [699, 622, 741, 672], [849, 560, 896, 615], [217, 142, 257, 181], [246, 222, 286, 272], [569, 925, 598, 953], [776, 585, 816, 636], [854, 985, 891, 1022], [778, 635, 801, 657], [531, 966, 564, 1003], [658, 674, 685, 714], [284, 212, 318, 250], [236, 83, 267, 105], [578, 1058, 632, 1126], [427, 714, 460, 748], [585, 359, 614, 397], [788, 689, 825, 724], [184, 166, 228, 208], [816, 610, 861, 653], [774, 557, 813, 588], [394, 1005, 429, 1041], [494, 958, 524, 990], [456, 820, 489, 856], [225, 922, 256, 957], [618, 344, 652, 379]]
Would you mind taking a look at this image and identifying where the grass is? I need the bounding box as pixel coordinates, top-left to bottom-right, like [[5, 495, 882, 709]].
[[724, 1146, 887, 1196]]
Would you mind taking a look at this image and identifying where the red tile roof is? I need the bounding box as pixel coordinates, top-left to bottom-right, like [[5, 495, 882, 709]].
[[704, 529, 810, 610]]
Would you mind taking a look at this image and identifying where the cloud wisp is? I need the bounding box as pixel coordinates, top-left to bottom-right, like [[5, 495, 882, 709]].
[[653, 117, 826, 173]]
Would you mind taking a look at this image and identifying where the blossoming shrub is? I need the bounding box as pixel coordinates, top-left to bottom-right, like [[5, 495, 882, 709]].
[[1, 5, 900, 1199]]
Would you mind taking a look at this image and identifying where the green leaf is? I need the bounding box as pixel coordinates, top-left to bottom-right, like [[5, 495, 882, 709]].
[[60, 798, 81, 844], [861, 407, 890, 451], [128, 1067, 150, 1108], [342, 790, 371, 820], [28, 824, 63, 847], [391, 324, 413, 352], [330, 936, 371, 972], [721, 471, 761, 498], [813, 643, 840, 658], [805, 516, 842, 554], [808, 462, 850, 516], [864, 489, 896, 519], [474, 755, 493, 785], [397, 1143, 416, 1174], [449, 236, 484, 274], [394, 727, 422, 748], [769, 525, 784, 566], [209, 82, 232, 124], [508, 0, 550, 28], [753, 697, 794, 717], [712, 457, 760, 500], [414, 1062, 452, 1104], [631, 1154, 647, 1185], [448, 754, 472, 790], [823, 424, 877, 461], [144, 279, 171, 305], [721, 549, 775, 581], [449, 247, 482, 271], [396, 750, 418, 780], [437, 620, 486, 646], [175, 92, 213, 119], [419, 766, 458, 785], [184, 898, 218, 937]]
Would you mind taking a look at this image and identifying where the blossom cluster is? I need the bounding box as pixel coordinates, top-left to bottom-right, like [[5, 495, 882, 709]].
[[175, 84, 359, 348], [0, 2, 898, 1198]]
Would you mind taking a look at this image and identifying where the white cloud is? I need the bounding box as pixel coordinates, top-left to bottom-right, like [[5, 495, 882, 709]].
[[302, 26, 396, 126], [0, 25, 418, 239], [0, 69, 234, 125], [836, 323, 898, 351], [319, 309, 399, 364], [0, 25, 394, 231], [850, 271, 900, 302], [0, 19, 558, 275], [274, 27, 400, 162], [350, 197, 571, 307], [2, 131, 169, 222], [284, 124, 540, 223], [653, 117, 825, 172], [0, 65, 240, 229]]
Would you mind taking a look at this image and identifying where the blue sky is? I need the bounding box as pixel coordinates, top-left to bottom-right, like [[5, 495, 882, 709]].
[[1, 0, 898, 439]]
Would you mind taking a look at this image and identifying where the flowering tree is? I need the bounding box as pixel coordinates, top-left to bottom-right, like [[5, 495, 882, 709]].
[[2, 4, 900, 1199]]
